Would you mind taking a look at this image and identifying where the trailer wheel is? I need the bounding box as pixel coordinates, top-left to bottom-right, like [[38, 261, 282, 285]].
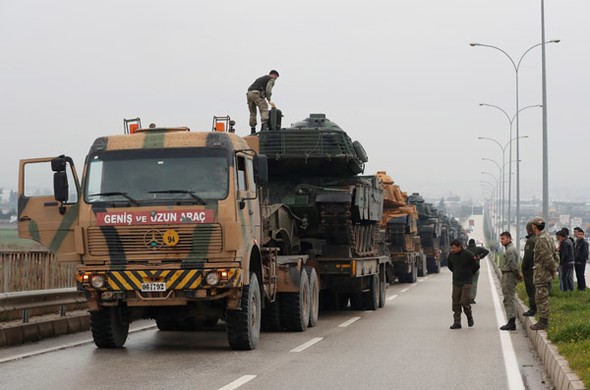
[[305, 267, 319, 327], [280, 269, 310, 331], [378, 269, 386, 308], [226, 272, 261, 350], [363, 274, 379, 310], [90, 305, 129, 348], [261, 296, 281, 332]]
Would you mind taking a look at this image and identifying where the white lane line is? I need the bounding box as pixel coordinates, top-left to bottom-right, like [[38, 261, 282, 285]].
[[418, 279, 424, 283], [338, 316, 361, 327], [386, 294, 399, 301], [218, 375, 257, 390], [410, 283, 417, 287], [290, 337, 324, 352], [486, 260, 525, 390], [400, 288, 410, 293], [0, 324, 155, 364]]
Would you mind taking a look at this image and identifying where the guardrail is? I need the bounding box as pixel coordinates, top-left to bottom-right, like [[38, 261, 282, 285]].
[[0, 288, 86, 322], [0, 251, 77, 293]]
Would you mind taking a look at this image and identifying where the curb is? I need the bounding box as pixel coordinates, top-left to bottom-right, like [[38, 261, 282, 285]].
[[490, 256, 586, 390]]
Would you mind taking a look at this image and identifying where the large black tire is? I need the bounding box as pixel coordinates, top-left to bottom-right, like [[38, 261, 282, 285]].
[[363, 274, 379, 311], [378, 269, 386, 308], [90, 305, 129, 348], [280, 269, 310, 331], [417, 255, 427, 277], [261, 296, 281, 332], [305, 267, 319, 327], [426, 257, 440, 274], [226, 272, 261, 350]]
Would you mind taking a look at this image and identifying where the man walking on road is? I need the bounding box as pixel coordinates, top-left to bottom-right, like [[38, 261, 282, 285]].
[[573, 227, 588, 291], [247, 70, 279, 134], [466, 239, 489, 304], [530, 217, 558, 331], [499, 232, 523, 331], [522, 222, 537, 317], [447, 239, 479, 329]]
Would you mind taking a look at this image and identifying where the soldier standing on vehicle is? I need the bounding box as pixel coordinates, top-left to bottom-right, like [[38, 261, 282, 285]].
[[530, 217, 557, 331], [447, 239, 479, 329], [466, 239, 489, 304], [247, 70, 279, 134], [499, 231, 522, 331], [573, 227, 588, 290], [522, 222, 537, 317]]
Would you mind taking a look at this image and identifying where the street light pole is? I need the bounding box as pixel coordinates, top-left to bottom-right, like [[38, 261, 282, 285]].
[[482, 158, 502, 235], [541, 0, 551, 223]]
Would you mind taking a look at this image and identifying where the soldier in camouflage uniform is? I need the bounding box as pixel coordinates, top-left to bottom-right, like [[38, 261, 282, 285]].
[[499, 231, 522, 331], [247, 70, 279, 133], [530, 217, 557, 331], [521, 222, 537, 317]]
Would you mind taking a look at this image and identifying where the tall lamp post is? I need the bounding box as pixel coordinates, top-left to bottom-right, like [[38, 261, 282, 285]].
[[478, 135, 529, 233], [478, 103, 541, 234], [481, 181, 498, 238], [470, 39, 559, 250], [482, 158, 502, 235]]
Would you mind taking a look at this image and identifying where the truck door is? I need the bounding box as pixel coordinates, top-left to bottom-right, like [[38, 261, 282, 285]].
[[18, 156, 83, 262]]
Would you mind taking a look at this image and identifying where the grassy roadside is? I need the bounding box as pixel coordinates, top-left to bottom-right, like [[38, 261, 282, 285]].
[[517, 280, 590, 386], [0, 228, 45, 250]]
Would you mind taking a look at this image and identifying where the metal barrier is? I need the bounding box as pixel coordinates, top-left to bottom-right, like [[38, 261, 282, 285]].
[[0, 251, 77, 293], [0, 288, 86, 323]]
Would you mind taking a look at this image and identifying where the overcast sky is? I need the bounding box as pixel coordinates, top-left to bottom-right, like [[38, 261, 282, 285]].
[[1, 1, 588, 203]]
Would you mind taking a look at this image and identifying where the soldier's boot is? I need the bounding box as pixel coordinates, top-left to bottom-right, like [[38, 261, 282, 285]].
[[500, 317, 516, 331], [250, 127, 256, 134], [530, 318, 548, 331], [449, 323, 462, 330], [522, 308, 537, 317], [467, 316, 474, 327]]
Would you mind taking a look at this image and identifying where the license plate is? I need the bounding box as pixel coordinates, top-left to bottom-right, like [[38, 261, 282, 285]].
[[141, 282, 166, 292]]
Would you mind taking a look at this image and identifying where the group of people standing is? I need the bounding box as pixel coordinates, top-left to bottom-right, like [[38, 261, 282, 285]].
[[448, 216, 588, 332]]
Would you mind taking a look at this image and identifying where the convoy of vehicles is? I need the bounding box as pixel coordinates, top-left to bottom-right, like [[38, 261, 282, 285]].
[[17, 110, 464, 350]]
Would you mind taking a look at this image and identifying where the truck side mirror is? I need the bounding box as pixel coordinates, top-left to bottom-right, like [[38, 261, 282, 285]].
[[53, 171, 69, 203], [254, 155, 268, 184]]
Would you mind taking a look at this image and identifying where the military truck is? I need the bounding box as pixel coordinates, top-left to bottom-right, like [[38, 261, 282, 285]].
[[252, 112, 389, 310], [407, 193, 442, 274], [18, 117, 319, 350], [17, 112, 386, 350], [376, 171, 426, 283]]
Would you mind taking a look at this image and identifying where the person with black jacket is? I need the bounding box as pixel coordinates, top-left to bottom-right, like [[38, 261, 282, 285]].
[[573, 227, 588, 290], [466, 239, 489, 304], [447, 239, 479, 329], [557, 229, 575, 291], [522, 222, 537, 316]]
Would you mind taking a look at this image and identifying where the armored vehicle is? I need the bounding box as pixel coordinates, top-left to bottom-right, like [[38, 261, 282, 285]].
[[408, 193, 442, 274]]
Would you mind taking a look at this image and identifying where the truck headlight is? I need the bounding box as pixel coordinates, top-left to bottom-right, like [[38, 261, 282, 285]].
[[91, 274, 106, 288], [206, 272, 219, 286]]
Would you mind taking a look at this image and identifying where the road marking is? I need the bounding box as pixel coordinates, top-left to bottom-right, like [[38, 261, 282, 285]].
[[400, 288, 410, 293], [417, 279, 424, 283], [218, 375, 257, 390], [410, 283, 417, 287], [0, 324, 155, 364], [386, 294, 399, 301], [338, 316, 361, 327], [290, 337, 324, 352], [486, 260, 525, 390]]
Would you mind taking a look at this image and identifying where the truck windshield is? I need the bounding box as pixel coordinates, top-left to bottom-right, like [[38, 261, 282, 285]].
[[85, 148, 230, 204]]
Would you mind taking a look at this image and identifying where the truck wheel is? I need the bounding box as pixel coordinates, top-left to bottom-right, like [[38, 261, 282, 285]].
[[90, 305, 129, 348], [363, 274, 379, 310], [261, 296, 281, 332], [378, 270, 386, 308], [280, 269, 310, 331], [305, 267, 319, 327], [417, 255, 426, 277], [226, 272, 261, 350], [410, 264, 418, 283]]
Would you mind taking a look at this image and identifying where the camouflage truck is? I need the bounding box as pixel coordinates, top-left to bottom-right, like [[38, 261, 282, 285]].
[[17, 118, 319, 350], [376, 171, 426, 283], [252, 112, 389, 310], [407, 193, 442, 274]]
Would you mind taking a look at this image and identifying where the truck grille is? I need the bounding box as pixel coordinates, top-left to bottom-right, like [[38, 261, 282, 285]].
[[87, 224, 223, 256]]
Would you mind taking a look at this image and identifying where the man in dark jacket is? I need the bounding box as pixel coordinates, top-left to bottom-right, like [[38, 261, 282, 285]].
[[522, 222, 537, 316], [466, 239, 489, 304], [447, 239, 479, 329], [573, 227, 588, 290], [247, 70, 279, 133], [557, 229, 575, 291]]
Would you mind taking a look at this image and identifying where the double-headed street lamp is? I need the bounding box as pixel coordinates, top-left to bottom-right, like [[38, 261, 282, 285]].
[[478, 135, 528, 233], [470, 40, 559, 250]]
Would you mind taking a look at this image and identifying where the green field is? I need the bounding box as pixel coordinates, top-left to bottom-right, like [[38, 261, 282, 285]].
[[0, 227, 45, 250]]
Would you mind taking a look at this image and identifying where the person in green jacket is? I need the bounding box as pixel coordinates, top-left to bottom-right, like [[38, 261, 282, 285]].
[[499, 231, 523, 331], [466, 238, 490, 304]]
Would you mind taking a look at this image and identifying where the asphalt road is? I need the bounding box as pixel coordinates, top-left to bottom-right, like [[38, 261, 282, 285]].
[[0, 215, 553, 390]]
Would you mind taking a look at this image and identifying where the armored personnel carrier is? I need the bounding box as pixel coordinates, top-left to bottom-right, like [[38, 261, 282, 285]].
[[408, 193, 442, 274]]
